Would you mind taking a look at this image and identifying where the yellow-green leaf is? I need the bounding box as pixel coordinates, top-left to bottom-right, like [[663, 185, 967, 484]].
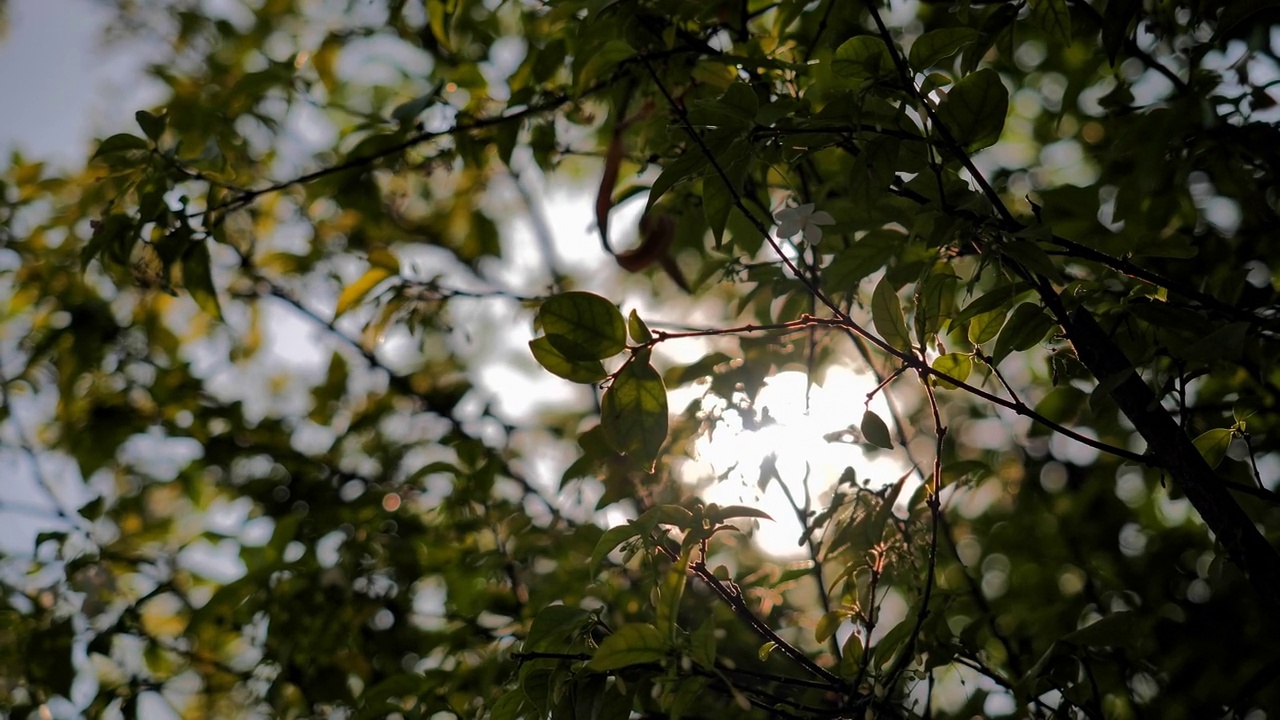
[[872, 276, 911, 352], [1193, 428, 1233, 469], [930, 353, 973, 389], [967, 307, 1008, 345], [336, 267, 395, 317], [628, 309, 653, 343], [815, 610, 848, 644]]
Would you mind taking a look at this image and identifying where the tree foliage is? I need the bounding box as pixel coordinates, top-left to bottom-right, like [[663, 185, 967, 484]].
[[3, 0, 1280, 717]]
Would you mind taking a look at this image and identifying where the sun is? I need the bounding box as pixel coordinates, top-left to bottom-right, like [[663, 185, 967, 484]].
[[687, 367, 909, 557]]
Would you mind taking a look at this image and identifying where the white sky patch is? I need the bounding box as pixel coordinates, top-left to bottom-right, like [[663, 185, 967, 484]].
[[688, 368, 911, 557]]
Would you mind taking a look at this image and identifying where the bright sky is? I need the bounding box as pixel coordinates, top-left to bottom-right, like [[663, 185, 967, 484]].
[[0, 0, 162, 162]]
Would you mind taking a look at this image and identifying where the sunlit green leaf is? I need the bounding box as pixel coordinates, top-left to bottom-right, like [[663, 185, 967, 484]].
[[628, 309, 653, 344], [930, 352, 973, 389], [872, 275, 911, 352], [967, 307, 1008, 345], [335, 267, 394, 318], [1193, 428, 1234, 469]]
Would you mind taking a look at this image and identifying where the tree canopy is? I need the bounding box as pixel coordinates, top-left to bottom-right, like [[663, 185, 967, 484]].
[[3, 0, 1280, 717]]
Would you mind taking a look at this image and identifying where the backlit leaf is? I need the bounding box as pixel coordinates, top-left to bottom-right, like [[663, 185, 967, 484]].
[[335, 267, 394, 317], [872, 276, 911, 352], [529, 336, 608, 384], [931, 353, 973, 389], [538, 291, 627, 361], [92, 132, 149, 159], [601, 359, 668, 471], [1193, 428, 1233, 469], [628, 309, 653, 343], [861, 409, 894, 449]]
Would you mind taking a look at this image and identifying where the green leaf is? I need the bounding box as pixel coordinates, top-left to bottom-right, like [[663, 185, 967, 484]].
[[838, 633, 865, 678], [591, 523, 644, 571], [861, 409, 894, 449], [588, 623, 667, 671], [758, 640, 777, 661], [815, 610, 848, 644], [489, 692, 526, 720], [1000, 239, 1062, 282], [935, 68, 1008, 151], [335, 267, 394, 317], [1102, 0, 1140, 65], [92, 132, 149, 159], [992, 302, 1056, 362], [707, 505, 773, 523], [703, 175, 734, 248], [637, 503, 695, 530], [525, 605, 592, 652], [529, 336, 608, 384], [1030, 386, 1087, 436], [27, 619, 76, 696], [657, 544, 691, 640], [646, 146, 711, 212], [1030, 0, 1072, 43], [909, 28, 981, 68], [135, 110, 167, 142], [628, 309, 653, 343], [950, 281, 1032, 329], [833, 36, 896, 84], [967, 307, 1008, 345], [391, 86, 441, 128], [930, 353, 973, 389], [689, 82, 758, 131], [78, 497, 105, 521], [575, 39, 633, 96], [182, 239, 223, 320], [1193, 428, 1233, 469], [872, 276, 911, 352], [825, 232, 898, 294], [538, 291, 627, 361], [601, 359, 668, 471]]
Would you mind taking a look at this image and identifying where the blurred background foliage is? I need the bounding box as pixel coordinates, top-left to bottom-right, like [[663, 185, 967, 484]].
[[2, 0, 1280, 717]]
